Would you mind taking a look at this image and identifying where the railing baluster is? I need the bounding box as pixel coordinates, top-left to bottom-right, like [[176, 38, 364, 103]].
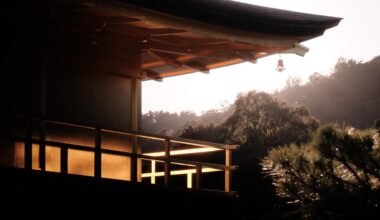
[[94, 128, 101, 178], [24, 117, 32, 170], [225, 148, 231, 192], [164, 138, 171, 186], [150, 160, 156, 184], [39, 119, 46, 171], [60, 145, 68, 174], [196, 164, 202, 189], [130, 135, 137, 182]]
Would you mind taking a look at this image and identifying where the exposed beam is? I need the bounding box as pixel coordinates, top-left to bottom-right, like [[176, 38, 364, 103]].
[[184, 61, 210, 74], [148, 50, 183, 68], [110, 24, 187, 37], [147, 39, 235, 59], [149, 47, 233, 60], [158, 58, 243, 78], [235, 53, 257, 64], [283, 43, 309, 57], [151, 35, 230, 45], [143, 69, 163, 82], [142, 55, 195, 69]]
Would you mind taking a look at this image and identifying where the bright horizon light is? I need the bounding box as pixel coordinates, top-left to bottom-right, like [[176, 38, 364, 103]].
[[142, 0, 380, 115]]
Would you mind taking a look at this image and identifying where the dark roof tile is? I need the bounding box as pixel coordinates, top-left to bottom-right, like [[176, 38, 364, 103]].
[[118, 0, 342, 36]]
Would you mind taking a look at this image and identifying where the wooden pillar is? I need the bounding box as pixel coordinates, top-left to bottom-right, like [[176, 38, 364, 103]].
[[38, 49, 47, 171], [164, 138, 171, 186], [38, 28, 48, 172], [225, 148, 231, 192], [130, 78, 141, 182]]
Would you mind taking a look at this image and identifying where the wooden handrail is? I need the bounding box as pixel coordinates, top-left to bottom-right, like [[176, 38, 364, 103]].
[[5, 114, 238, 150], [1, 115, 238, 192]]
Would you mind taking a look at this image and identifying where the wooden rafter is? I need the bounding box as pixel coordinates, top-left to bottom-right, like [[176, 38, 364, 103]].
[[148, 51, 183, 68], [148, 46, 234, 60], [109, 24, 187, 37], [142, 55, 195, 69], [155, 58, 243, 78], [184, 61, 210, 74], [33, 1, 296, 80], [234, 53, 258, 64], [151, 34, 229, 45], [143, 69, 163, 82]]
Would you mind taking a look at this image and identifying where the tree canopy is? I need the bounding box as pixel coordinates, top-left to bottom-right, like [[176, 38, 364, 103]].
[[277, 56, 380, 128], [141, 105, 233, 136], [263, 125, 380, 219], [181, 91, 319, 219]]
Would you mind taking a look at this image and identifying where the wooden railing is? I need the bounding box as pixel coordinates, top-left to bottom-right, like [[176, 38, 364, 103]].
[[0, 115, 238, 193]]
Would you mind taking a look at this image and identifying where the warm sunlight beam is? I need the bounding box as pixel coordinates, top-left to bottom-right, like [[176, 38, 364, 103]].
[[143, 147, 221, 157], [142, 167, 220, 177]]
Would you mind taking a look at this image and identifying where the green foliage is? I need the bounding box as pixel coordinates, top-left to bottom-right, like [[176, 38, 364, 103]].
[[141, 110, 198, 135], [278, 56, 380, 128], [141, 105, 233, 136], [180, 91, 319, 219], [225, 91, 318, 157], [263, 125, 380, 219], [181, 123, 228, 143]]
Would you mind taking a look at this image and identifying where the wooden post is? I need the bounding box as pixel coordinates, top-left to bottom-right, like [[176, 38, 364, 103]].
[[39, 119, 46, 171], [225, 148, 231, 192], [94, 128, 101, 178], [187, 172, 192, 189], [196, 164, 202, 189], [130, 78, 141, 182], [164, 138, 170, 186], [24, 117, 32, 170], [130, 136, 137, 182], [150, 160, 156, 184], [60, 145, 68, 174], [39, 32, 47, 171]]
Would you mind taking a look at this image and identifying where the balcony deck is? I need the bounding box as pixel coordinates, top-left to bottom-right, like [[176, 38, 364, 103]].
[[0, 114, 239, 218], [0, 166, 238, 219], [0, 115, 237, 190]]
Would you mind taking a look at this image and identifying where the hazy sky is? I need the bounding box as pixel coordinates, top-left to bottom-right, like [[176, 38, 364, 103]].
[[142, 0, 380, 114]]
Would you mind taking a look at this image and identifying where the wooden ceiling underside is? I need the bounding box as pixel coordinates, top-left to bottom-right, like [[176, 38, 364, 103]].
[[11, 1, 292, 80]]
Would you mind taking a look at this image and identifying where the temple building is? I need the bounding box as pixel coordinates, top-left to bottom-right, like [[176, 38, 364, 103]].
[[0, 0, 340, 219]]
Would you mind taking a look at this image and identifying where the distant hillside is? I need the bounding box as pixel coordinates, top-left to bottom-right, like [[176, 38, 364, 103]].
[[141, 106, 233, 135], [276, 56, 380, 128]]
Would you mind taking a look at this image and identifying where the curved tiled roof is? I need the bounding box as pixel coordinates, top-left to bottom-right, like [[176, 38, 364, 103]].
[[118, 0, 341, 36], [1, 0, 342, 79]]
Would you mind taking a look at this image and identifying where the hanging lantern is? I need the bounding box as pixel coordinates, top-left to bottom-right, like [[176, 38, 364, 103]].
[[276, 56, 285, 72]]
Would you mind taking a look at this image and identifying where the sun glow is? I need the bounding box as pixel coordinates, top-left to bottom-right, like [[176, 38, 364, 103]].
[[143, 147, 221, 157]]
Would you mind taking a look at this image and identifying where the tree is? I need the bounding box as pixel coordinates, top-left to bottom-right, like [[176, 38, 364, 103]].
[[141, 110, 198, 135], [141, 105, 233, 136], [181, 91, 319, 219], [263, 125, 380, 219], [228, 92, 318, 154], [277, 56, 380, 128]]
